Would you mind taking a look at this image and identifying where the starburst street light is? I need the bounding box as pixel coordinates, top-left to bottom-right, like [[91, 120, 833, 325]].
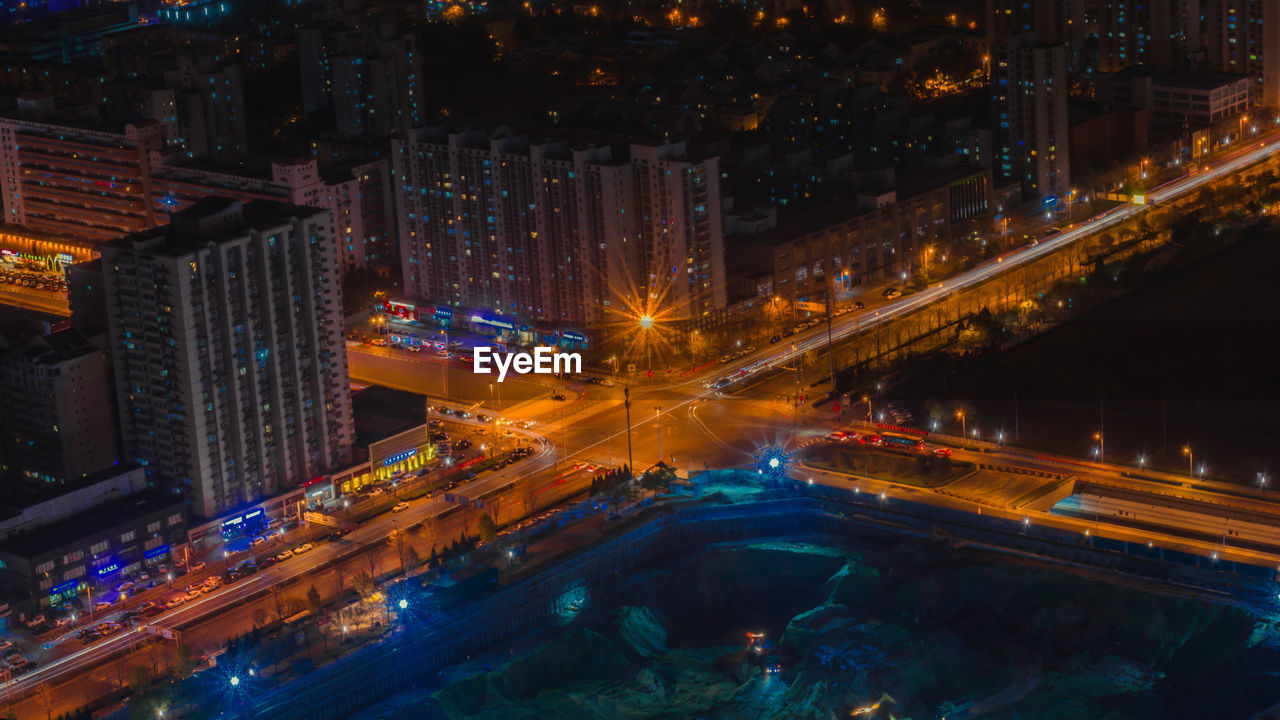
[[638, 315, 653, 329]]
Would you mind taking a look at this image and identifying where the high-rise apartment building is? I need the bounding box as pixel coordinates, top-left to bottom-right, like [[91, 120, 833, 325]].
[[393, 127, 725, 329], [993, 35, 1071, 198], [298, 24, 423, 139], [1097, 0, 1201, 71], [0, 119, 165, 242], [1205, 0, 1280, 106], [100, 199, 353, 519], [0, 326, 118, 489]]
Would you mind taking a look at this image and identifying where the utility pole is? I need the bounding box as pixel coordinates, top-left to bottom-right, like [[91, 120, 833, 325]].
[[624, 387, 634, 478], [825, 274, 837, 392], [655, 406, 663, 464]]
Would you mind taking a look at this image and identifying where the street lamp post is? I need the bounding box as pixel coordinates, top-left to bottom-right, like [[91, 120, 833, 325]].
[[956, 410, 966, 438], [1094, 431, 1104, 464], [1183, 445, 1193, 479], [654, 406, 663, 463], [639, 316, 653, 373], [624, 387, 634, 476], [863, 395, 871, 421]]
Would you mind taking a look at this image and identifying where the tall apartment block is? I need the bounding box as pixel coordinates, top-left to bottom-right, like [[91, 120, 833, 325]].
[[1205, 0, 1280, 107], [392, 127, 725, 329], [992, 35, 1071, 198], [100, 199, 353, 519], [0, 327, 118, 489], [1097, 0, 1201, 71], [0, 119, 165, 242], [298, 25, 423, 138]]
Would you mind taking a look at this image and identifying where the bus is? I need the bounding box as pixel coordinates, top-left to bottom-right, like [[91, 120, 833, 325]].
[[880, 433, 926, 452]]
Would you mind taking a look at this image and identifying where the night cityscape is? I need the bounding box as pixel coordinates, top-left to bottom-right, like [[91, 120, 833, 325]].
[[0, 0, 1275, 717]]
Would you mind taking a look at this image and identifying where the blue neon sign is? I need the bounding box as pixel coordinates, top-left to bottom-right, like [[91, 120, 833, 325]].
[[383, 449, 418, 466]]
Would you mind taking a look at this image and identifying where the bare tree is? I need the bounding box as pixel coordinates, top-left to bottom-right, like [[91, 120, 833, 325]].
[[34, 682, 53, 720]]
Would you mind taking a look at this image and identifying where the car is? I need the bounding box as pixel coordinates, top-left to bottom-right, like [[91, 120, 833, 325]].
[[275, 549, 293, 561], [882, 288, 902, 299], [166, 595, 186, 609], [142, 604, 165, 618], [827, 431, 851, 442], [453, 439, 472, 451], [251, 535, 269, 547], [428, 419, 443, 429], [476, 414, 492, 423], [114, 581, 134, 593], [293, 543, 313, 554], [137, 601, 157, 614], [371, 337, 388, 347], [599, 379, 615, 387], [0, 642, 13, 655], [933, 447, 953, 458], [53, 616, 73, 628], [94, 601, 113, 612], [769, 335, 782, 344], [185, 587, 203, 599], [392, 501, 410, 513], [437, 407, 454, 415], [550, 393, 567, 401], [456, 410, 472, 419], [258, 556, 279, 569], [187, 561, 206, 573]]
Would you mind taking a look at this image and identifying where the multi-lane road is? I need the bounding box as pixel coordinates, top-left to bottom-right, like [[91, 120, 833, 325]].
[[11, 115, 1280, 718]]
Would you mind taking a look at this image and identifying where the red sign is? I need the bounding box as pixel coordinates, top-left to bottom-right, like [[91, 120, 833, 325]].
[[875, 423, 928, 437]]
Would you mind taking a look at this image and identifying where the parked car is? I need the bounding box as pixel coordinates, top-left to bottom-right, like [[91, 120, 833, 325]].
[[550, 393, 567, 401], [275, 549, 293, 561], [187, 561, 206, 573], [392, 501, 410, 513], [293, 543, 313, 555]]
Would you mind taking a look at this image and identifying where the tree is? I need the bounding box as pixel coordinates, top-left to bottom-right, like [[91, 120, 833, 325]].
[[404, 546, 422, 577], [174, 643, 194, 677], [128, 664, 150, 692], [388, 528, 411, 575], [476, 513, 497, 542], [640, 463, 677, 497], [688, 330, 709, 361], [252, 608, 269, 629], [306, 585, 323, 616], [353, 571, 375, 600], [269, 584, 288, 622], [34, 682, 53, 720]]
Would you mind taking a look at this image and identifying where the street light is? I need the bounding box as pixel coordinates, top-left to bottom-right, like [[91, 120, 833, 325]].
[[1183, 445, 1193, 478], [398, 598, 408, 610], [955, 409, 966, 438], [230, 676, 240, 687], [1094, 431, 1104, 464]]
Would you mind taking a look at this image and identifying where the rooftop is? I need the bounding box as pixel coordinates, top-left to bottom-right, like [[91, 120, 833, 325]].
[[104, 198, 325, 257], [0, 489, 181, 559]]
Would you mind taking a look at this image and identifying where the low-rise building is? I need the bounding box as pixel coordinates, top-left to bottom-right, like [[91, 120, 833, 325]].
[[0, 488, 185, 616], [739, 167, 991, 306]]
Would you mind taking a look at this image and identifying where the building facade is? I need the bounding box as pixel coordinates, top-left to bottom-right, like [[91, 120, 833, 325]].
[[0, 327, 117, 488], [0, 489, 185, 615], [993, 36, 1071, 198], [100, 199, 354, 519], [393, 127, 726, 329], [0, 119, 165, 242], [748, 168, 992, 307]]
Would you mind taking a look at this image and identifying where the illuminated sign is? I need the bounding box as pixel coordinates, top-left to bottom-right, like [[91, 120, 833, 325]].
[[1131, 194, 1146, 205], [383, 449, 418, 466], [222, 516, 243, 526], [469, 314, 516, 331], [56, 253, 74, 265], [144, 545, 169, 559], [95, 562, 120, 576], [50, 580, 77, 595], [245, 510, 262, 519]]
